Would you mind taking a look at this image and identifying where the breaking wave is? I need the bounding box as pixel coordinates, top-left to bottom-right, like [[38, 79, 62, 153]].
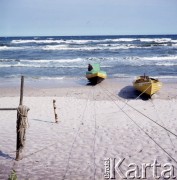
[[0, 46, 25, 50], [42, 44, 144, 51], [141, 56, 177, 61], [1, 35, 177, 78], [10, 37, 177, 45]]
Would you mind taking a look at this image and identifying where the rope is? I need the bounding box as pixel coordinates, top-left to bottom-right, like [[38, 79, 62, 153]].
[[100, 84, 177, 138], [150, 99, 176, 149], [92, 86, 97, 180], [17, 105, 30, 131], [62, 87, 92, 180], [121, 83, 152, 110], [16, 105, 30, 152], [99, 84, 177, 165], [8, 105, 30, 177]]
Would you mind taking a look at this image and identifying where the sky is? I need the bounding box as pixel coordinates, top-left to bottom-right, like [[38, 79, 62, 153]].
[[0, 0, 177, 36]]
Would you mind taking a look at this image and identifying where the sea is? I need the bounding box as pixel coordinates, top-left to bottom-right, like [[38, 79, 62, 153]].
[[0, 35, 177, 80]]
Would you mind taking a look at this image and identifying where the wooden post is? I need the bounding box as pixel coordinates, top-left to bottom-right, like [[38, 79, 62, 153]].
[[16, 76, 29, 161], [19, 76, 24, 106], [53, 99, 58, 123]]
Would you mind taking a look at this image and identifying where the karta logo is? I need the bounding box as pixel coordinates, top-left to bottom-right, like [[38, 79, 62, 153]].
[[104, 158, 176, 179]]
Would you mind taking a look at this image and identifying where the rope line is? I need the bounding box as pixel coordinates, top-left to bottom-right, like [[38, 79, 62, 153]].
[[120, 84, 152, 110], [99, 84, 177, 165], [100, 85, 177, 138], [62, 87, 92, 180], [150, 99, 176, 149], [92, 86, 97, 180], [120, 82, 176, 151]]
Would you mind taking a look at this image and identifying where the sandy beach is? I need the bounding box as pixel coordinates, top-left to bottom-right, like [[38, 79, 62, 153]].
[[0, 77, 177, 180]]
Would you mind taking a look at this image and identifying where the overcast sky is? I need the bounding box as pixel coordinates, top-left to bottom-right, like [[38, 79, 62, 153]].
[[0, 0, 177, 36]]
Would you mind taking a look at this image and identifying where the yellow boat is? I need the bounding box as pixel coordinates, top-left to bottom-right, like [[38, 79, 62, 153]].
[[133, 75, 162, 96]]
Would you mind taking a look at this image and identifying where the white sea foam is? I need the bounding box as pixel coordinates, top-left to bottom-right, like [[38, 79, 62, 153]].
[[0, 46, 24, 50], [172, 43, 177, 46], [11, 39, 96, 44], [139, 38, 171, 43], [42, 45, 70, 50], [9, 38, 149, 45], [1, 55, 177, 69], [171, 40, 177, 43], [10, 37, 177, 47], [42, 44, 143, 51], [0, 62, 111, 68], [119, 56, 177, 62], [156, 62, 177, 66], [11, 39, 65, 44], [0, 64, 13, 67], [111, 38, 137, 42], [0, 63, 82, 68], [141, 56, 177, 61], [20, 58, 83, 63]]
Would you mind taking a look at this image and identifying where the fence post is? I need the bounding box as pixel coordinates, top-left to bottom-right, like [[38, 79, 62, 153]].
[[16, 76, 30, 161], [53, 100, 58, 123], [19, 76, 24, 106]]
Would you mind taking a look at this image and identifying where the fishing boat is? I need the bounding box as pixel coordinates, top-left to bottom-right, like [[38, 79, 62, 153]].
[[86, 63, 107, 84], [133, 75, 162, 96]]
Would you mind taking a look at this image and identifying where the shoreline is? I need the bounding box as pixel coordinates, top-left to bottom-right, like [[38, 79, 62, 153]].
[[0, 77, 177, 100], [1, 76, 177, 88]]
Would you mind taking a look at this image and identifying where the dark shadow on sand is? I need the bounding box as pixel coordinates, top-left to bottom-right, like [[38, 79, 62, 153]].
[[0, 150, 14, 160], [118, 86, 151, 101], [32, 119, 55, 124], [86, 82, 97, 86]]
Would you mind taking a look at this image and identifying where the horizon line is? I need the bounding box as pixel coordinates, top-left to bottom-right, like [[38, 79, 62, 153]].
[[1, 34, 177, 38]]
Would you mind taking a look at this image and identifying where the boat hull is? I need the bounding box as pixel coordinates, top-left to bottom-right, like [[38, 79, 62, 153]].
[[86, 72, 107, 85], [133, 78, 162, 96]]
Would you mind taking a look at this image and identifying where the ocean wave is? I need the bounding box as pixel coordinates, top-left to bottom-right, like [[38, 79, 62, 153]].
[[101, 56, 177, 63], [20, 58, 83, 63], [11, 38, 137, 44], [8, 37, 177, 48], [0, 46, 24, 50], [11, 39, 98, 44], [2, 56, 176, 64], [0, 63, 111, 68], [139, 38, 171, 43], [111, 38, 138, 42], [1, 56, 177, 69], [141, 56, 177, 61], [42, 44, 144, 51], [171, 40, 177, 43], [11, 39, 65, 44], [42, 45, 70, 50], [0, 59, 20, 62], [0, 58, 83, 64], [172, 43, 177, 46], [155, 62, 177, 66], [0, 64, 80, 68]]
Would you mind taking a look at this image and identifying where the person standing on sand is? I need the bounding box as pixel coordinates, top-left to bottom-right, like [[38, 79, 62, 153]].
[[88, 64, 93, 71]]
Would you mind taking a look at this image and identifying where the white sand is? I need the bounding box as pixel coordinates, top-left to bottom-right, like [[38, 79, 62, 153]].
[[0, 79, 177, 179]]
